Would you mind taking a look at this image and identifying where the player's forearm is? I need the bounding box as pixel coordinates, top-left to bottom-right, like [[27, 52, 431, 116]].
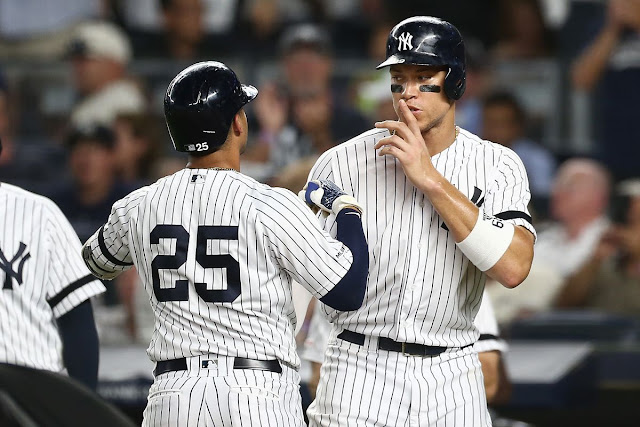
[[417, 169, 480, 242], [571, 25, 620, 90], [420, 170, 534, 288], [485, 226, 534, 288]]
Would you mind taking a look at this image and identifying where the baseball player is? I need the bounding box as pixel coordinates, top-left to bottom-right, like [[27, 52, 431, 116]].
[[305, 17, 536, 426], [81, 61, 369, 427], [0, 137, 106, 390]]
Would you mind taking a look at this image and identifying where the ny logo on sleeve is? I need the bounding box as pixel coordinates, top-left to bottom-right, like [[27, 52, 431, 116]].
[[0, 242, 31, 290]]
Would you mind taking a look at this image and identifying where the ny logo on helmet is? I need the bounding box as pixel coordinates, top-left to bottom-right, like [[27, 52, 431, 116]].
[[398, 32, 413, 51]]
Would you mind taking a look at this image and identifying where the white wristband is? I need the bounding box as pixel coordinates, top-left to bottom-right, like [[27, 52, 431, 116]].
[[456, 209, 515, 271]]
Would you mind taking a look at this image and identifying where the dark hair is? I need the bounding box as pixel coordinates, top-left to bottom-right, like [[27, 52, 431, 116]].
[[497, 0, 555, 55], [66, 124, 115, 150], [0, 69, 7, 95], [159, 0, 173, 11], [278, 24, 332, 57], [482, 90, 526, 125], [115, 113, 161, 179]]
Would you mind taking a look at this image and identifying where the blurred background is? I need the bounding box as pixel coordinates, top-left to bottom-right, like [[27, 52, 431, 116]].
[[1, 0, 640, 425]]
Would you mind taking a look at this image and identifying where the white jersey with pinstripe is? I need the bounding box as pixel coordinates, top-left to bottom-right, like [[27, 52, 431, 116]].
[[82, 168, 355, 426], [306, 127, 535, 427], [0, 183, 105, 373]]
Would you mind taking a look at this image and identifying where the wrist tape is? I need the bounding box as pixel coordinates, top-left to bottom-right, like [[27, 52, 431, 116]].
[[456, 209, 515, 271]]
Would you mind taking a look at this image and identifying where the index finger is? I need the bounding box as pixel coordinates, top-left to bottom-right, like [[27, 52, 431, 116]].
[[397, 99, 422, 137]]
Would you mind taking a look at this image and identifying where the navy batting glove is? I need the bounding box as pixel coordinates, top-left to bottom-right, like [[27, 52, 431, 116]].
[[299, 180, 363, 215]]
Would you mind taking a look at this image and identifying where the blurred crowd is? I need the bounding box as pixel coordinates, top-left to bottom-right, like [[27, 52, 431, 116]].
[[1, 0, 640, 351]]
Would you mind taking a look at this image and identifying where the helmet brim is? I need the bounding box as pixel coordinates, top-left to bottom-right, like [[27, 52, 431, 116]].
[[376, 53, 445, 69], [241, 84, 258, 102]]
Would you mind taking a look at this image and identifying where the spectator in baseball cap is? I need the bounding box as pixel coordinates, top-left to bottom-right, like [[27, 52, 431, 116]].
[[52, 124, 130, 243], [278, 23, 332, 97], [67, 21, 146, 128]]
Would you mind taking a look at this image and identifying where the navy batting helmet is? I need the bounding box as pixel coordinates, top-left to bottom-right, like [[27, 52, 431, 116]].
[[377, 16, 466, 100], [164, 61, 258, 155]]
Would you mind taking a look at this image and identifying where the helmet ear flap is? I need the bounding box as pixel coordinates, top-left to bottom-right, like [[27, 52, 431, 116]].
[[444, 65, 466, 100]]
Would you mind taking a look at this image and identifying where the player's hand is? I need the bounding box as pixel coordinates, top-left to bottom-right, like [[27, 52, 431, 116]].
[[254, 81, 288, 133], [299, 180, 363, 215], [373, 99, 436, 190], [608, 0, 640, 31]]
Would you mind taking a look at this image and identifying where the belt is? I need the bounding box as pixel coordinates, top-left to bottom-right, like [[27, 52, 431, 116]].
[[337, 330, 470, 357], [154, 357, 283, 377]]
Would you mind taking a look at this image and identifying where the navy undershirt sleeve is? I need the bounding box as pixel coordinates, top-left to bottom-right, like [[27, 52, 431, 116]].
[[320, 208, 368, 311], [57, 300, 100, 390]]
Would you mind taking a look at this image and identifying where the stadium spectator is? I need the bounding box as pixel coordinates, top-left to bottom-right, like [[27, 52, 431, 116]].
[[245, 24, 368, 180], [130, 0, 208, 60], [68, 21, 145, 128], [121, 0, 238, 55], [0, 71, 66, 194], [159, 0, 206, 60], [455, 38, 492, 136], [481, 90, 556, 218], [492, 0, 555, 60], [487, 158, 610, 326], [571, 0, 640, 181], [555, 179, 640, 315], [50, 125, 129, 243], [50, 124, 140, 343], [112, 113, 162, 186]]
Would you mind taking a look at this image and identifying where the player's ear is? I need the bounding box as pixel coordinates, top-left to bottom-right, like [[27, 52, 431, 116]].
[[231, 109, 247, 137]]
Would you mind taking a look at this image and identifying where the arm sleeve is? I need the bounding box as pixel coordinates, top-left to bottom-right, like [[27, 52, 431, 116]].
[[82, 193, 140, 280], [57, 300, 99, 390], [44, 201, 105, 318], [473, 291, 508, 354], [484, 148, 537, 240], [258, 188, 355, 300], [318, 208, 368, 311]]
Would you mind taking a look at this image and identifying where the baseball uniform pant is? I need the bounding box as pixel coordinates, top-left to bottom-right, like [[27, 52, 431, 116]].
[[307, 331, 491, 426], [142, 354, 305, 426]]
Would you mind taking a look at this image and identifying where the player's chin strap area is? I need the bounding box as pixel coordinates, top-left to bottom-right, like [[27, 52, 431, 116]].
[[455, 209, 515, 272]]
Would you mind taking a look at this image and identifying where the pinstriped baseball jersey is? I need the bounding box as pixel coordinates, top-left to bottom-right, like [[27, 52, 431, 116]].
[[308, 127, 536, 348], [0, 183, 105, 372], [82, 168, 354, 367]]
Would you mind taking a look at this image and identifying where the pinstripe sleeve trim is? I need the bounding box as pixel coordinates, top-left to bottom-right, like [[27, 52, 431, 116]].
[[478, 333, 500, 341], [47, 274, 96, 308], [98, 227, 133, 266]]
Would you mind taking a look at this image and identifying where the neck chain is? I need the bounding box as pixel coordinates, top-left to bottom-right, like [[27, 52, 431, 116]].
[[454, 126, 460, 140], [208, 167, 235, 171]]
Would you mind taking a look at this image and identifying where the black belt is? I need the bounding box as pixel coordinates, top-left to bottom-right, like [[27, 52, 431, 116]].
[[154, 357, 282, 377], [337, 330, 470, 357]]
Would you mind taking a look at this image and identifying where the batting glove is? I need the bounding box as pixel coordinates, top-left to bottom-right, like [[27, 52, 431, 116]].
[[299, 180, 363, 215]]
